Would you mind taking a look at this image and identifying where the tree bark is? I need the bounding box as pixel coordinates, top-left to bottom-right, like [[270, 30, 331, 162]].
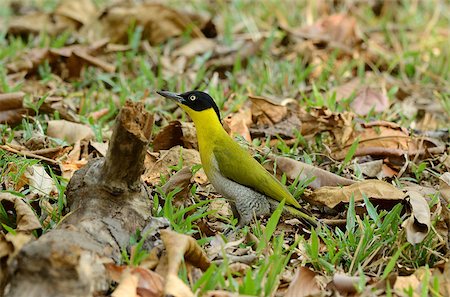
[[4, 100, 155, 297]]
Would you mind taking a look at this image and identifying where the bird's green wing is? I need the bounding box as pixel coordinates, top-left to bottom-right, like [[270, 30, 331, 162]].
[[212, 140, 301, 208]]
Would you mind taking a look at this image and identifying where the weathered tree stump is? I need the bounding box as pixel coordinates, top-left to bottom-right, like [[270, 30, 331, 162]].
[[5, 100, 154, 297]]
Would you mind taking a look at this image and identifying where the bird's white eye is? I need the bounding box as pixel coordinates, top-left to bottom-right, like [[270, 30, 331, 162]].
[[189, 95, 196, 101]]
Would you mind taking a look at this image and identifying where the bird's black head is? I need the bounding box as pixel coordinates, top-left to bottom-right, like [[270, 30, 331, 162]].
[[157, 90, 221, 121]]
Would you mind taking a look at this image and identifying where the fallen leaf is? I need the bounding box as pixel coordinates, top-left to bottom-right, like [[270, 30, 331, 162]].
[[298, 107, 354, 146], [249, 95, 289, 125], [206, 39, 263, 73], [47, 120, 94, 144], [144, 146, 201, 185], [332, 273, 361, 294], [439, 172, 450, 202], [285, 267, 321, 297], [334, 77, 389, 115], [153, 121, 198, 151], [331, 121, 441, 160], [280, 13, 361, 51], [0, 193, 41, 231], [306, 180, 404, 208], [393, 274, 420, 296], [173, 38, 216, 58], [111, 270, 139, 297], [54, 0, 97, 28], [160, 230, 210, 297], [402, 191, 431, 244], [223, 107, 252, 142], [0, 92, 28, 125], [275, 156, 355, 190], [82, 3, 204, 44], [23, 164, 57, 196], [106, 264, 164, 297]]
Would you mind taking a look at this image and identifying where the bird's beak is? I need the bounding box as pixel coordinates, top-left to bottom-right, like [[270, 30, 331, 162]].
[[156, 90, 185, 104]]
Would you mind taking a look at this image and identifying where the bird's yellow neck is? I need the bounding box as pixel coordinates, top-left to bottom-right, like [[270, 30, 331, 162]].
[[179, 105, 227, 173]]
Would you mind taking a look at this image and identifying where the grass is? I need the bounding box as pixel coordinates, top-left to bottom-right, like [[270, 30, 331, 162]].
[[0, 0, 449, 295]]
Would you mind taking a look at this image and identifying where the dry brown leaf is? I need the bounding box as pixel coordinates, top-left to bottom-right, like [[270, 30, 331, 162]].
[[352, 91, 384, 114], [160, 230, 210, 297], [82, 3, 204, 44], [106, 264, 164, 297], [433, 261, 450, 296], [331, 121, 440, 160], [111, 270, 139, 297], [60, 141, 88, 179], [7, 12, 62, 36], [153, 121, 184, 152], [153, 121, 198, 152], [7, 41, 114, 78], [275, 156, 355, 190], [173, 38, 216, 58], [223, 107, 252, 142], [393, 274, 420, 296], [439, 172, 450, 202], [285, 267, 321, 297], [0, 193, 41, 231], [0, 92, 28, 125], [47, 120, 94, 144], [144, 146, 200, 185], [90, 141, 109, 157], [281, 13, 361, 51], [306, 180, 404, 208], [206, 39, 263, 72], [54, 0, 98, 28], [23, 164, 57, 196], [249, 95, 289, 125], [402, 191, 431, 245], [332, 274, 361, 294], [0, 92, 25, 111], [334, 77, 389, 115], [298, 107, 354, 145]]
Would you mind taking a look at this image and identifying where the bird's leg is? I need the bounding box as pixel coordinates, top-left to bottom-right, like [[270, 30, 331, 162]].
[[235, 192, 271, 228]]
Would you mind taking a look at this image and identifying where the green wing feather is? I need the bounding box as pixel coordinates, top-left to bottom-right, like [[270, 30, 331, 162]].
[[212, 139, 301, 208]]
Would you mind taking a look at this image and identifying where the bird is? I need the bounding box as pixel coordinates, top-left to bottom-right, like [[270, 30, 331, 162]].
[[157, 90, 317, 228]]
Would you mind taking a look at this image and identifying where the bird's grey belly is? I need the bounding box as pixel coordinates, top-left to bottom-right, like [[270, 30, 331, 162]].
[[208, 157, 271, 226]]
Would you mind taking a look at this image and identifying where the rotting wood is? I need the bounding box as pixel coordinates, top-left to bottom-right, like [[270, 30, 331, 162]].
[[4, 100, 157, 297]]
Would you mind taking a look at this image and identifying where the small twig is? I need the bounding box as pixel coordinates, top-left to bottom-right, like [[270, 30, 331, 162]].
[[0, 145, 58, 165]]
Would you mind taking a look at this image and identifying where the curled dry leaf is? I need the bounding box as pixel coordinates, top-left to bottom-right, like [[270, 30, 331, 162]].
[[298, 107, 354, 146], [173, 38, 216, 58], [439, 172, 450, 202], [144, 146, 200, 185], [285, 267, 321, 297], [23, 164, 57, 196], [275, 156, 355, 190], [0, 193, 41, 231], [402, 190, 431, 245], [160, 230, 210, 297], [223, 107, 252, 142], [332, 273, 361, 294], [7, 41, 114, 78], [306, 180, 404, 208], [332, 121, 441, 160], [280, 13, 361, 51], [107, 264, 164, 297], [153, 121, 198, 152], [111, 270, 139, 297], [249, 95, 289, 125], [0, 92, 28, 125], [206, 39, 263, 73], [83, 3, 204, 44], [47, 120, 94, 144], [333, 76, 389, 115]]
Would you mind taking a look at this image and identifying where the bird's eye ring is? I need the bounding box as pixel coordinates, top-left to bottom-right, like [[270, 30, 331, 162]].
[[189, 95, 196, 101]]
